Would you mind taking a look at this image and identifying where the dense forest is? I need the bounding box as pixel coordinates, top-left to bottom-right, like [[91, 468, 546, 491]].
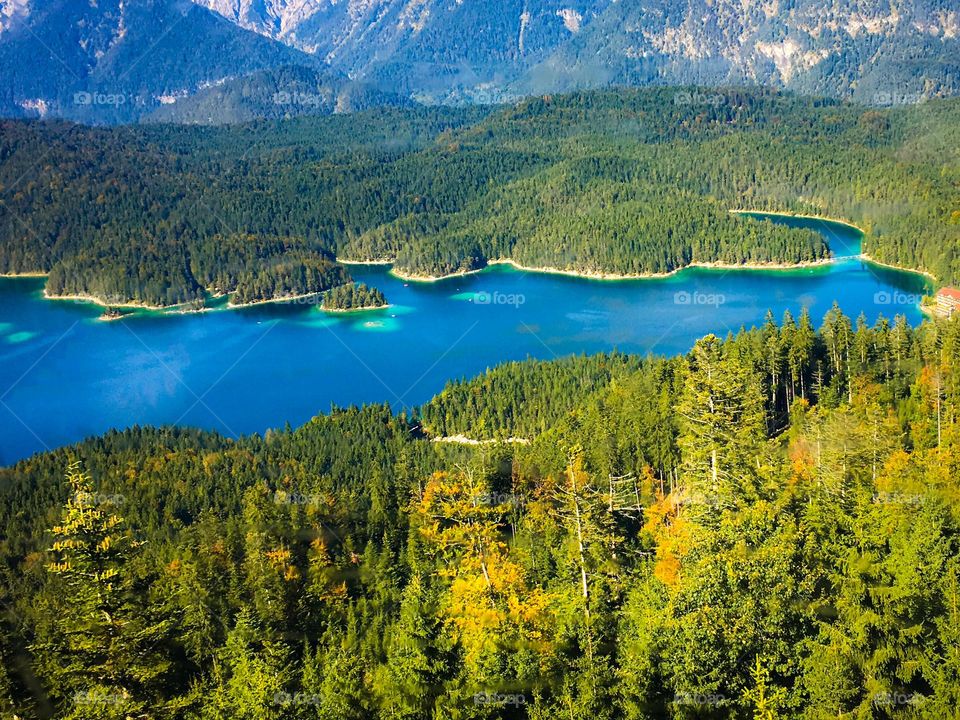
[[2, 308, 960, 718], [2, 88, 958, 305], [321, 283, 388, 311]]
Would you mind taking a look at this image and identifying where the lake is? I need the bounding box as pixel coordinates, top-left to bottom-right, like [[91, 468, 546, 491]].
[[0, 216, 931, 464]]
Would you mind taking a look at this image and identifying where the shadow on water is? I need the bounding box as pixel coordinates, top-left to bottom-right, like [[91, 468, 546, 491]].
[[734, 210, 864, 258]]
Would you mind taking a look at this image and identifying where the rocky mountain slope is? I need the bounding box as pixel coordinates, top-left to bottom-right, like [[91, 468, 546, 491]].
[[0, 0, 320, 122], [196, 0, 960, 104], [1, 0, 957, 123]]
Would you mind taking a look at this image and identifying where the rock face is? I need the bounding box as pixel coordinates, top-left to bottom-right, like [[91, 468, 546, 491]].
[[196, 0, 960, 103], [0, 0, 317, 122], [0, 0, 957, 123]]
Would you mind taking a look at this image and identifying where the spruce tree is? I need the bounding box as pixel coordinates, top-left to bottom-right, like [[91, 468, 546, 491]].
[[33, 462, 172, 719]]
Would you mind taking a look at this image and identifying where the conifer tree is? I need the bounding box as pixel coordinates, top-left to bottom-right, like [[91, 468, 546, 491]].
[[34, 462, 172, 719], [377, 576, 444, 719], [675, 335, 766, 508], [203, 608, 292, 720]]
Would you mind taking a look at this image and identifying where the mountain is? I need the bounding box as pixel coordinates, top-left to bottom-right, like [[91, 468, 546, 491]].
[[194, 0, 611, 102], [515, 0, 960, 104], [2, 0, 958, 123], [0, 0, 321, 123], [144, 64, 414, 124], [195, 0, 960, 104]]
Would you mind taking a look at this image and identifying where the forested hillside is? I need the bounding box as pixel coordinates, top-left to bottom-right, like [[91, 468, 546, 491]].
[[2, 308, 960, 717], [143, 65, 414, 126], [2, 88, 958, 305]]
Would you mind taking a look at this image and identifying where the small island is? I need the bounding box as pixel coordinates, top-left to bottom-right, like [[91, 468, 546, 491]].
[[321, 282, 389, 312], [98, 307, 127, 322]]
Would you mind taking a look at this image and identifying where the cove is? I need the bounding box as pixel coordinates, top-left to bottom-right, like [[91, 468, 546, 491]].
[[0, 215, 931, 464]]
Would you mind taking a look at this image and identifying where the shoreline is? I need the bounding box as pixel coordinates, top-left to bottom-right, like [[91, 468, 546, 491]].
[[729, 209, 867, 235], [389, 266, 486, 283], [44, 290, 176, 311], [489, 257, 838, 280], [45, 288, 343, 314], [12, 227, 937, 313], [384, 255, 838, 283], [337, 258, 394, 266], [321, 303, 392, 314], [858, 252, 936, 281], [227, 291, 324, 309], [45, 290, 219, 319]]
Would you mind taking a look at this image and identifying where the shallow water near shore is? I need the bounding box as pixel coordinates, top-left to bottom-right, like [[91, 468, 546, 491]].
[[0, 216, 931, 463]]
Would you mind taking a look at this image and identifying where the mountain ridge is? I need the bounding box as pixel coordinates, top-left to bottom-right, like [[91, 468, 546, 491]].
[[0, 0, 326, 123], [1, 0, 958, 123], [194, 0, 960, 105]]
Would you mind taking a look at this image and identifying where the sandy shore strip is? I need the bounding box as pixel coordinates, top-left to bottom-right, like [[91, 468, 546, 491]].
[[431, 434, 530, 445], [384, 255, 838, 283], [46, 290, 227, 318], [487, 257, 836, 279], [389, 266, 487, 283], [45, 287, 377, 315], [226, 291, 328, 309], [859, 253, 936, 281], [336, 258, 394, 266], [321, 304, 392, 314], [43, 290, 174, 311]]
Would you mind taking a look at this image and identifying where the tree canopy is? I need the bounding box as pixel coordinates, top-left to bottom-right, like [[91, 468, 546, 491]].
[[2, 309, 960, 717]]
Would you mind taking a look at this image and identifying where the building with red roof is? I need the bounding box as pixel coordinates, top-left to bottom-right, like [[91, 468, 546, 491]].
[[935, 288, 960, 317]]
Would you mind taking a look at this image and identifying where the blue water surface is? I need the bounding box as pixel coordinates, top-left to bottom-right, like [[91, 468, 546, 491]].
[[0, 216, 930, 463]]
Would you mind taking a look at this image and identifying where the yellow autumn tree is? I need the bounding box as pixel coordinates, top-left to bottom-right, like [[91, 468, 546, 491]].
[[414, 470, 550, 674], [641, 490, 695, 588]]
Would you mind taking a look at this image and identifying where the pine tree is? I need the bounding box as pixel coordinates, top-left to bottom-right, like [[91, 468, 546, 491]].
[[675, 335, 766, 508], [742, 657, 786, 719], [377, 576, 444, 719], [791, 307, 816, 400], [203, 608, 292, 720], [33, 462, 172, 719]]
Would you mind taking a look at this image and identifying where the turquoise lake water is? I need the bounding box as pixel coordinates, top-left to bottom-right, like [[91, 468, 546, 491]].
[[0, 216, 930, 464]]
